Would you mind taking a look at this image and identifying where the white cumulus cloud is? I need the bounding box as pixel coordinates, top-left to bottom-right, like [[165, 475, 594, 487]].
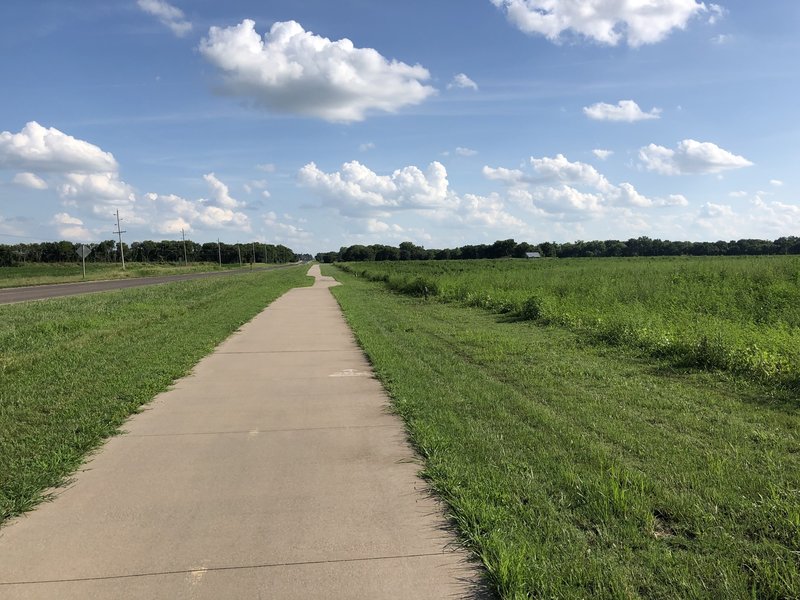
[[264, 211, 315, 246], [448, 73, 479, 91], [692, 196, 800, 239], [0, 121, 118, 173], [532, 154, 613, 190], [485, 153, 686, 219], [459, 193, 526, 228], [639, 139, 754, 175], [751, 197, 800, 232], [58, 172, 135, 206], [243, 179, 270, 196], [13, 172, 48, 190], [584, 100, 661, 122], [299, 160, 523, 231], [203, 172, 242, 208], [0, 122, 137, 219], [491, 0, 706, 46], [511, 186, 603, 218], [482, 165, 525, 184], [137, 0, 192, 37], [144, 185, 250, 233], [298, 160, 453, 214], [199, 20, 436, 122], [52, 212, 90, 240], [666, 194, 689, 207], [364, 218, 404, 234], [699, 202, 735, 219]]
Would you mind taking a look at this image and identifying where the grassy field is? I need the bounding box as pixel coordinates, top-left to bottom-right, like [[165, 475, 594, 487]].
[[339, 256, 800, 389], [0, 261, 267, 288], [324, 263, 800, 599], [0, 265, 312, 524]]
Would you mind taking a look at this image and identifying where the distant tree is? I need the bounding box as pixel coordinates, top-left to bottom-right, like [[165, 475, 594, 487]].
[[373, 245, 400, 261], [434, 248, 452, 260], [0, 245, 15, 267], [489, 238, 516, 258], [397, 242, 418, 260], [538, 242, 558, 258], [316, 251, 340, 263], [342, 245, 374, 261]]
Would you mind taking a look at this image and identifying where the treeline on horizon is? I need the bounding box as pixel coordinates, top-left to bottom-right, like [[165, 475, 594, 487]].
[[316, 236, 800, 263], [0, 239, 303, 266]]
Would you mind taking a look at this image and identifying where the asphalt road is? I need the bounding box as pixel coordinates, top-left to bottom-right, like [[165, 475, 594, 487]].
[[0, 265, 296, 305]]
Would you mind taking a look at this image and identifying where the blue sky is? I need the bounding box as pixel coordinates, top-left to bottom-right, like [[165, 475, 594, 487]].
[[1, 0, 798, 253]]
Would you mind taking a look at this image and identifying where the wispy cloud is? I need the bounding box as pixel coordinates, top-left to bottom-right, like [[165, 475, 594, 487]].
[[448, 73, 479, 91], [592, 149, 614, 160], [137, 0, 192, 37], [456, 147, 478, 157]]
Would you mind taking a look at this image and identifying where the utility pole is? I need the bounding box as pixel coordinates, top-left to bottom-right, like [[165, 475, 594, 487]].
[[113, 209, 126, 270], [252, 242, 256, 264], [217, 238, 222, 267], [264, 243, 269, 265], [237, 242, 242, 266], [181, 228, 188, 265]]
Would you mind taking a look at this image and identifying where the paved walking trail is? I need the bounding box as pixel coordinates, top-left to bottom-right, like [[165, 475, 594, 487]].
[[0, 266, 481, 599]]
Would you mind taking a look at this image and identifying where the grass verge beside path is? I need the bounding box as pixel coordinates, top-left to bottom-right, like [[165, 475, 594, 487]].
[[0, 266, 312, 525], [324, 265, 800, 599]]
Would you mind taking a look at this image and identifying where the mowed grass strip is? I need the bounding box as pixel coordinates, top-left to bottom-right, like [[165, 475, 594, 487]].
[[0, 266, 312, 524], [325, 266, 800, 599], [0, 261, 260, 289]]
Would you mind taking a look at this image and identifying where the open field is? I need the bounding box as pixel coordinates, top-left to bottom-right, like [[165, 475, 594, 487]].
[[0, 261, 271, 289], [324, 263, 800, 599], [339, 256, 800, 389], [0, 266, 312, 524]]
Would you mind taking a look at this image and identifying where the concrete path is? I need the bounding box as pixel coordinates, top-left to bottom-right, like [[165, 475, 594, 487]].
[[0, 265, 482, 599]]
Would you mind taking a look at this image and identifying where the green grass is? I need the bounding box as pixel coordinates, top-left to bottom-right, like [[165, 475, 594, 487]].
[[324, 264, 800, 599], [339, 256, 800, 388], [0, 266, 312, 524], [0, 261, 269, 288]]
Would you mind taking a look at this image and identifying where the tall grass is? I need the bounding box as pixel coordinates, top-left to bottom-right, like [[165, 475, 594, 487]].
[[338, 256, 800, 388]]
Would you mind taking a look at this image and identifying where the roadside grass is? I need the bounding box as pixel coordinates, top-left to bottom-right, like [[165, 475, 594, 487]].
[[338, 256, 800, 389], [0, 261, 267, 288], [0, 266, 312, 524], [324, 265, 800, 599]]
